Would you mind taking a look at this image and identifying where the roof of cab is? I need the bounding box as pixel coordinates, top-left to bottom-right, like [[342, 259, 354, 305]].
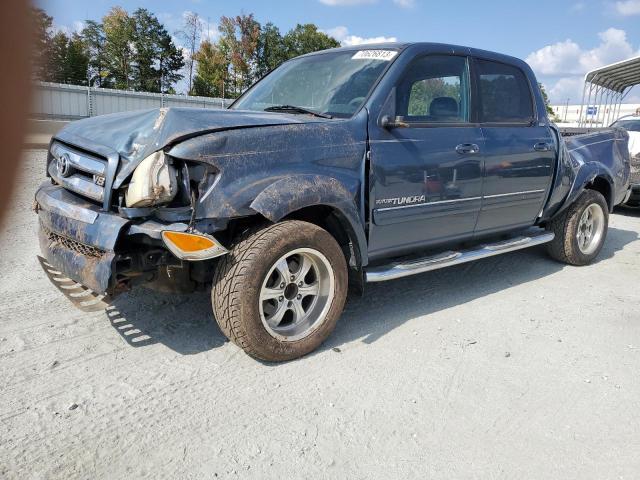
[[296, 42, 410, 58], [299, 42, 531, 70]]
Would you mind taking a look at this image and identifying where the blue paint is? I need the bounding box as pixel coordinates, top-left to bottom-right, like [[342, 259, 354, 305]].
[[35, 43, 631, 294]]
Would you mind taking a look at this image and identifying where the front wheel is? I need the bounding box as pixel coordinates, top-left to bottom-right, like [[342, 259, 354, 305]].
[[212, 220, 348, 361], [546, 189, 609, 266]]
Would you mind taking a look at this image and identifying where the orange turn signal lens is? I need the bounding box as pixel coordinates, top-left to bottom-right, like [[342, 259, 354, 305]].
[[161, 230, 228, 261], [162, 231, 215, 252]]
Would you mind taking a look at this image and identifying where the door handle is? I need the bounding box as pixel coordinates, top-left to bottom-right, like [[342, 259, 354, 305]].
[[533, 142, 552, 152], [455, 143, 480, 155]]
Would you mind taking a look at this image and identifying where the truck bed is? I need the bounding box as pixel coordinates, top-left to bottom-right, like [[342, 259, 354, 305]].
[[558, 126, 610, 137]]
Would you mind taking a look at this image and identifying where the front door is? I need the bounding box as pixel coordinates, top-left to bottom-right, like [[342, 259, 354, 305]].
[[368, 54, 484, 261]]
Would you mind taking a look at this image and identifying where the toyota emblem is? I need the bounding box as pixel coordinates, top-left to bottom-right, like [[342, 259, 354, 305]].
[[56, 153, 71, 177]]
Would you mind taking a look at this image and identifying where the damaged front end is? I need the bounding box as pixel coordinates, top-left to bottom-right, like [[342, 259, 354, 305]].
[[36, 183, 127, 294], [35, 122, 229, 298]]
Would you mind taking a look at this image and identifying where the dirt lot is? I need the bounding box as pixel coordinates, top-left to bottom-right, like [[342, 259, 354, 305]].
[[1, 150, 640, 479]]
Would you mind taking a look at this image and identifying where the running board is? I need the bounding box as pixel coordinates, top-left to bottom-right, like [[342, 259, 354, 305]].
[[365, 229, 555, 283]]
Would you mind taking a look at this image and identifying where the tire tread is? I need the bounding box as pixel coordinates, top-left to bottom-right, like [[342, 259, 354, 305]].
[[212, 220, 346, 361], [546, 189, 608, 266]]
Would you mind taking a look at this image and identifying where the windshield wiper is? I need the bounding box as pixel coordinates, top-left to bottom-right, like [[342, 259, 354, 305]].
[[264, 105, 332, 119]]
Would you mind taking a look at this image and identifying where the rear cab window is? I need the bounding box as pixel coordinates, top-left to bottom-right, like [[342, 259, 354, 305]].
[[475, 59, 534, 124]]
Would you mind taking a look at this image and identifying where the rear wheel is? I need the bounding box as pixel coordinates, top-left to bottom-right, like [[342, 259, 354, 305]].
[[546, 189, 608, 266], [212, 220, 348, 361]]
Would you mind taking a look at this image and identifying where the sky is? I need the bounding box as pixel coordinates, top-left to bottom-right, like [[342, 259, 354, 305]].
[[37, 0, 640, 103]]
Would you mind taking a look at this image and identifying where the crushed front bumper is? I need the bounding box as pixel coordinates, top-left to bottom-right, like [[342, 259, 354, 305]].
[[35, 183, 129, 294], [36, 179, 234, 297]]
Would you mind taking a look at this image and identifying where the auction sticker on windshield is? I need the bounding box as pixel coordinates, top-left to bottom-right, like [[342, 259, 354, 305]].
[[352, 50, 398, 61]]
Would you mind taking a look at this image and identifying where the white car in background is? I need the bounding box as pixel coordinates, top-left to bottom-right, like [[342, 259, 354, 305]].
[[611, 115, 640, 206]]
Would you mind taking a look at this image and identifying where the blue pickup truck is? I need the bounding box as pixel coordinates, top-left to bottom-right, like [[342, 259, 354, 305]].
[[35, 43, 631, 361]]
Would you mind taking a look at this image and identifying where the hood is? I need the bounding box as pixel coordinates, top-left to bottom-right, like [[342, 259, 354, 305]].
[[54, 107, 320, 187]]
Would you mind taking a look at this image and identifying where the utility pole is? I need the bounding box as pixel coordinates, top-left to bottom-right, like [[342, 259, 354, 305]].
[[564, 97, 570, 123]]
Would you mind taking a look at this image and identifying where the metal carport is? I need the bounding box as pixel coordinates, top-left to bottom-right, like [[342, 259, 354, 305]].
[[578, 55, 640, 127]]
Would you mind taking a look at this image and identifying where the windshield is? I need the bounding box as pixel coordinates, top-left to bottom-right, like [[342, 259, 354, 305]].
[[232, 49, 397, 118], [612, 118, 640, 132]]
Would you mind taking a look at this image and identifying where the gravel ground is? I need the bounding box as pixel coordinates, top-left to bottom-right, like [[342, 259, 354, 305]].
[[1, 150, 640, 479]]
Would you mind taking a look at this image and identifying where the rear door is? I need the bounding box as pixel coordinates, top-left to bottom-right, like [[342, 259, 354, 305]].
[[473, 58, 555, 234], [368, 54, 484, 260]]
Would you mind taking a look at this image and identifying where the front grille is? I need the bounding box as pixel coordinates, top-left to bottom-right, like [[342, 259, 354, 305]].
[[42, 224, 105, 258], [48, 142, 108, 204]]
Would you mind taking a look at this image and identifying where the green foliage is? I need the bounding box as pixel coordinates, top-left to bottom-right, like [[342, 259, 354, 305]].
[[192, 40, 227, 97], [131, 8, 184, 93], [202, 18, 340, 98], [256, 23, 287, 78], [157, 32, 185, 93], [82, 20, 109, 87], [32, 6, 340, 97], [65, 34, 90, 85], [47, 31, 70, 83], [102, 7, 135, 89], [30, 7, 54, 81], [218, 14, 261, 97], [39, 30, 89, 85], [538, 82, 555, 116], [283, 24, 340, 58], [408, 78, 460, 116]]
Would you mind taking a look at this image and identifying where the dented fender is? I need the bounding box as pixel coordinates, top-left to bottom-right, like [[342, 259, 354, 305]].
[[250, 174, 368, 267], [563, 165, 615, 213], [543, 127, 630, 221]]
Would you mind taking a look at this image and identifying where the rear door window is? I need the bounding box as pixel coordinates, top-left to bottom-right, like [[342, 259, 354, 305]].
[[476, 59, 534, 123]]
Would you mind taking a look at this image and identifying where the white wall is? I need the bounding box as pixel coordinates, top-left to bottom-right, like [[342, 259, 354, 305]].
[[31, 82, 232, 120], [550, 103, 640, 125]]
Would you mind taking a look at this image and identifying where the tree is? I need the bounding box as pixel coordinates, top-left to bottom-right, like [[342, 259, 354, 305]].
[[192, 40, 227, 97], [47, 31, 69, 83], [82, 20, 109, 87], [131, 8, 158, 91], [538, 82, 555, 117], [283, 24, 340, 58], [157, 33, 185, 94], [178, 12, 202, 94], [65, 33, 89, 85], [45, 31, 89, 85], [34, 6, 344, 95], [131, 8, 184, 93], [218, 14, 261, 97], [191, 15, 340, 98], [103, 7, 135, 89], [256, 23, 286, 78], [408, 78, 460, 116], [30, 7, 53, 81]]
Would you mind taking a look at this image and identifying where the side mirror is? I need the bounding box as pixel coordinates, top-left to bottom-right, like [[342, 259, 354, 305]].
[[378, 87, 409, 129], [380, 115, 410, 129]]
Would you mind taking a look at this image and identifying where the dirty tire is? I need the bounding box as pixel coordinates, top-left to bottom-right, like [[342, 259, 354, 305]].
[[546, 189, 609, 266], [212, 220, 348, 362]]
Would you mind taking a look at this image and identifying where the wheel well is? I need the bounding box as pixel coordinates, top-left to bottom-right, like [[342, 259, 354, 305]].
[[585, 176, 612, 211], [281, 205, 361, 268], [221, 206, 362, 270]]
